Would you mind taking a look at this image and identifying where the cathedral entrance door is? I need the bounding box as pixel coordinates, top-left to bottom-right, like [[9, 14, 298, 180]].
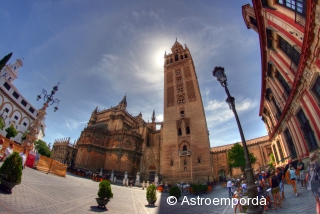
[[149, 172, 155, 182]]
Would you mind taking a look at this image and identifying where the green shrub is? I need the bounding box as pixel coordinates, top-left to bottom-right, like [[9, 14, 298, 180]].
[[5, 126, 18, 139], [97, 180, 113, 200], [169, 185, 181, 200], [0, 152, 22, 184], [146, 184, 157, 201]]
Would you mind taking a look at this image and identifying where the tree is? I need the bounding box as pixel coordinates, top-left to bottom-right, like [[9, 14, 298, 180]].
[[20, 131, 29, 142], [34, 140, 51, 158], [227, 143, 257, 177], [0, 118, 4, 130], [268, 154, 276, 170], [5, 125, 18, 139], [0, 52, 12, 71]]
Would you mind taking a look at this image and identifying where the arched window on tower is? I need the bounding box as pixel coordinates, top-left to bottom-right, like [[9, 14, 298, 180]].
[[186, 126, 190, 134], [184, 54, 188, 58], [184, 159, 187, 165], [175, 54, 179, 61], [183, 145, 187, 151], [170, 58, 173, 63], [180, 55, 183, 60], [178, 128, 182, 136], [180, 111, 184, 118]]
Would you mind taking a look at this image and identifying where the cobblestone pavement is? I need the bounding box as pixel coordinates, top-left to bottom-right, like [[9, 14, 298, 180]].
[[0, 166, 316, 213]]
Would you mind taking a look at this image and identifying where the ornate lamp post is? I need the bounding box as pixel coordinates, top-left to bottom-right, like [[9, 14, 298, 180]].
[[23, 83, 60, 150], [212, 67, 262, 214]]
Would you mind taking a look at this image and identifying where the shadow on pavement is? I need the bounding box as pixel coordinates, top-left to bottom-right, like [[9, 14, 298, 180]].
[[89, 205, 108, 212]]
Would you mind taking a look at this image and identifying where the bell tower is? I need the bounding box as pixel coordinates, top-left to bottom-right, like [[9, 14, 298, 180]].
[[161, 39, 212, 183]]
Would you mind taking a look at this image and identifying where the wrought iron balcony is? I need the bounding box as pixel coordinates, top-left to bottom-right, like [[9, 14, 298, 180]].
[[179, 150, 191, 156]]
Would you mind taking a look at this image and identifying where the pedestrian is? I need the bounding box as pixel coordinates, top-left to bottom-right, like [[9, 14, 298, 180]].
[[306, 152, 320, 214], [1, 142, 14, 161], [289, 164, 298, 196], [241, 180, 247, 191], [269, 170, 281, 209], [130, 180, 133, 188], [276, 167, 285, 200], [233, 191, 242, 214], [297, 157, 306, 188], [227, 179, 233, 197], [19, 148, 27, 169]]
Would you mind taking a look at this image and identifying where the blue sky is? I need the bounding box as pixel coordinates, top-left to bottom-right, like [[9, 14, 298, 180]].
[[0, 0, 267, 147]]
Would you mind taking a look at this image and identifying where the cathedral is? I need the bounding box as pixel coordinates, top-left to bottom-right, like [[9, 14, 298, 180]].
[[71, 40, 213, 184], [52, 40, 272, 184]]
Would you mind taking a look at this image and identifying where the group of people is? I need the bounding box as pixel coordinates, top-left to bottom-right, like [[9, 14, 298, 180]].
[[228, 153, 320, 214], [255, 153, 320, 213]]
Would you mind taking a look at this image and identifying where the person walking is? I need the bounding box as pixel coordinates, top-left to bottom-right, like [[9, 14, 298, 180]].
[[276, 167, 285, 200], [306, 153, 320, 214], [297, 157, 306, 188], [1, 142, 14, 161], [227, 179, 233, 197], [19, 148, 27, 169], [269, 170, 282, 209], [289, 164, 298, 196]]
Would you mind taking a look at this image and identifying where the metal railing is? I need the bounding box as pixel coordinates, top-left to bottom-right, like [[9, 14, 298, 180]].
[[179, 150, 191, 156]]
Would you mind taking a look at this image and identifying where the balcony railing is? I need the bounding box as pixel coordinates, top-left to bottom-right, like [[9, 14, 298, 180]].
[[179, 150, 191, 156]]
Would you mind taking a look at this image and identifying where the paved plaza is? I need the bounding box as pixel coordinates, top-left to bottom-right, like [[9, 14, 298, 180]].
[[0, 166, 317, 214]]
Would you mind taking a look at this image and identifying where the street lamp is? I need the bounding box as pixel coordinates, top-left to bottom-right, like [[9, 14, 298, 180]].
[[23, 83, 61, 150], [212, 66, 262, 214], [36, 83, 60, 112]]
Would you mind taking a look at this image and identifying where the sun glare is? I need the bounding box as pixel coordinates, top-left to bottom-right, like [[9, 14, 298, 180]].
[[155, 50, 165, 67]]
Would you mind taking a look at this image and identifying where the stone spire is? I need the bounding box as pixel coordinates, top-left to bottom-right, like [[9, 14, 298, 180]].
[[152, 110, 155, 123], [119, 95, 127, 111]]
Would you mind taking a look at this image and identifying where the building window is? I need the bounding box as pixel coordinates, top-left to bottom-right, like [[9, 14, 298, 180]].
[[21, 100, 27, 107], [184, 167, 187, 172], [311, 76, 320, 104], [184, 159, 187, 165], [146, 134, 151, 147], [14, 115, 18, 120], [3, 82, 11, 90], [266, 147, 272, 156], [250, 16, 258, 28], [29, 107, 35, 113], [178, 96, 185, 105], [267, 62, 273, 78], [296, 109, 318, 151], [183, 145, 187, 151], [170, 160, 173, 166], [175, 54, 179, 62], [184, 54, 188, 58], [180, 111, 184, 118], [178, 128, 182, 136], [276, 70, 291, 95], [23, 122, 27, 126], [279, 36, 301, 66], [166, 60, 169, 65], [12, 91, 19, 99], [198, 157, 201, 164], [277, 0, 306, 16], [180, 55, 183, 60], [4, 108, 9, 113], [170, 58, 173, 63], [266, 28, 273, 49], [276, 140, 284, 161], [176, 77, 182, 83], [186, 126, 190, 134], [283, 128, 297, 158], [273, 144, 279, 163], [271, 97, 282, 120], [177, 86, 183, 93]]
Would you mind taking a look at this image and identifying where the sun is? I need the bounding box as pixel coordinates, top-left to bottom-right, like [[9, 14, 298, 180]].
[[155, 49, 165, 67]]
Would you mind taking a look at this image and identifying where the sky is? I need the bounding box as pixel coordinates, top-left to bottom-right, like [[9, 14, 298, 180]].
[[0, 0, 267, 147]]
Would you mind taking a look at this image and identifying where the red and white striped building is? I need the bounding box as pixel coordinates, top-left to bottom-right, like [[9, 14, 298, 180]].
[[242, 0, 320, 165]]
